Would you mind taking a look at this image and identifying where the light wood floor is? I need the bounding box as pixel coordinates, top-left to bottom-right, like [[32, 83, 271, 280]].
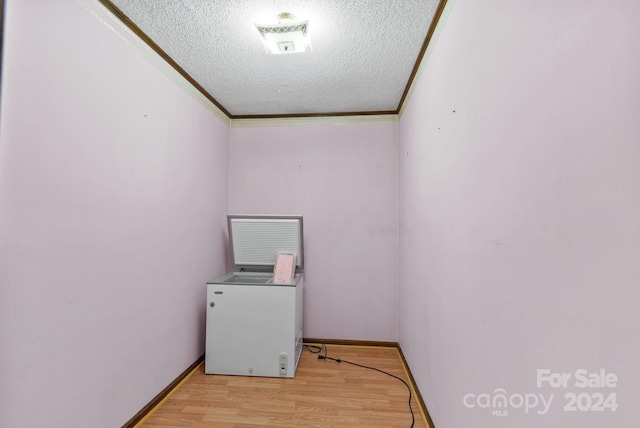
[[137, 344, 428, 428]]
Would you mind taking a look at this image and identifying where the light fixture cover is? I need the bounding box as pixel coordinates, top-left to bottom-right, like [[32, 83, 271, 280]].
[[256, 13, 311, 54]]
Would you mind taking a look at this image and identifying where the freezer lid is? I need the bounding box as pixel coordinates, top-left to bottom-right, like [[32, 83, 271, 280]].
[[228, 215, 304, 269]]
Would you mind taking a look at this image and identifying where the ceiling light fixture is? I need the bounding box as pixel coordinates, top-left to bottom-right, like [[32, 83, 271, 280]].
[[255, 12, 311, 55]]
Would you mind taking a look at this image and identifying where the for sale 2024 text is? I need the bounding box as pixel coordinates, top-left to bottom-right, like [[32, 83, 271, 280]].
[[537, 369, 618, 412]]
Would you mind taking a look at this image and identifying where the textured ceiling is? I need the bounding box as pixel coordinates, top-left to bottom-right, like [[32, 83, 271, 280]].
[[106, 0, 443, 118]]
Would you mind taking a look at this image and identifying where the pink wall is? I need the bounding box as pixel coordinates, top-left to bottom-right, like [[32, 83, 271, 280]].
[[229, 123, 398, 341], [398, 0, 640, 427], [6, 0, 639, 426], [0, 1, 229, 427]]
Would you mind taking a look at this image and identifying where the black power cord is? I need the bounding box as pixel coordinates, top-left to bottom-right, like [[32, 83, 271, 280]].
[[304, 343, 415, 428], [303, 343, 326, 355]]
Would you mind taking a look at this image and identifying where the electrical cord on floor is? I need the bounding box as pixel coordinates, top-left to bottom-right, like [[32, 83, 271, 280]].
[[304, 343, 414, 428], [303, 343, 326, 356]]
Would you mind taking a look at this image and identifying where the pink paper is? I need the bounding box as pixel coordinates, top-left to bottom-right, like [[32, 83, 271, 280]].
[[273, 253, 296, 284]]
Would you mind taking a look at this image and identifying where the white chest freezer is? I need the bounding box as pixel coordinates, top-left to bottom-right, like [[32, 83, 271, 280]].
[[205, 215, 304, 378]]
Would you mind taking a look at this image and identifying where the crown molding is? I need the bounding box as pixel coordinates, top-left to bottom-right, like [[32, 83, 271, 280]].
[[75, 0, 231, 125], [398, 0, 456, 118], [230, 114, 398, 128]]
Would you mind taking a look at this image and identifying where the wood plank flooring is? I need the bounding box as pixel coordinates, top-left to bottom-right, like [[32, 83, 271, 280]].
[[137, 344, 428, 428]]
